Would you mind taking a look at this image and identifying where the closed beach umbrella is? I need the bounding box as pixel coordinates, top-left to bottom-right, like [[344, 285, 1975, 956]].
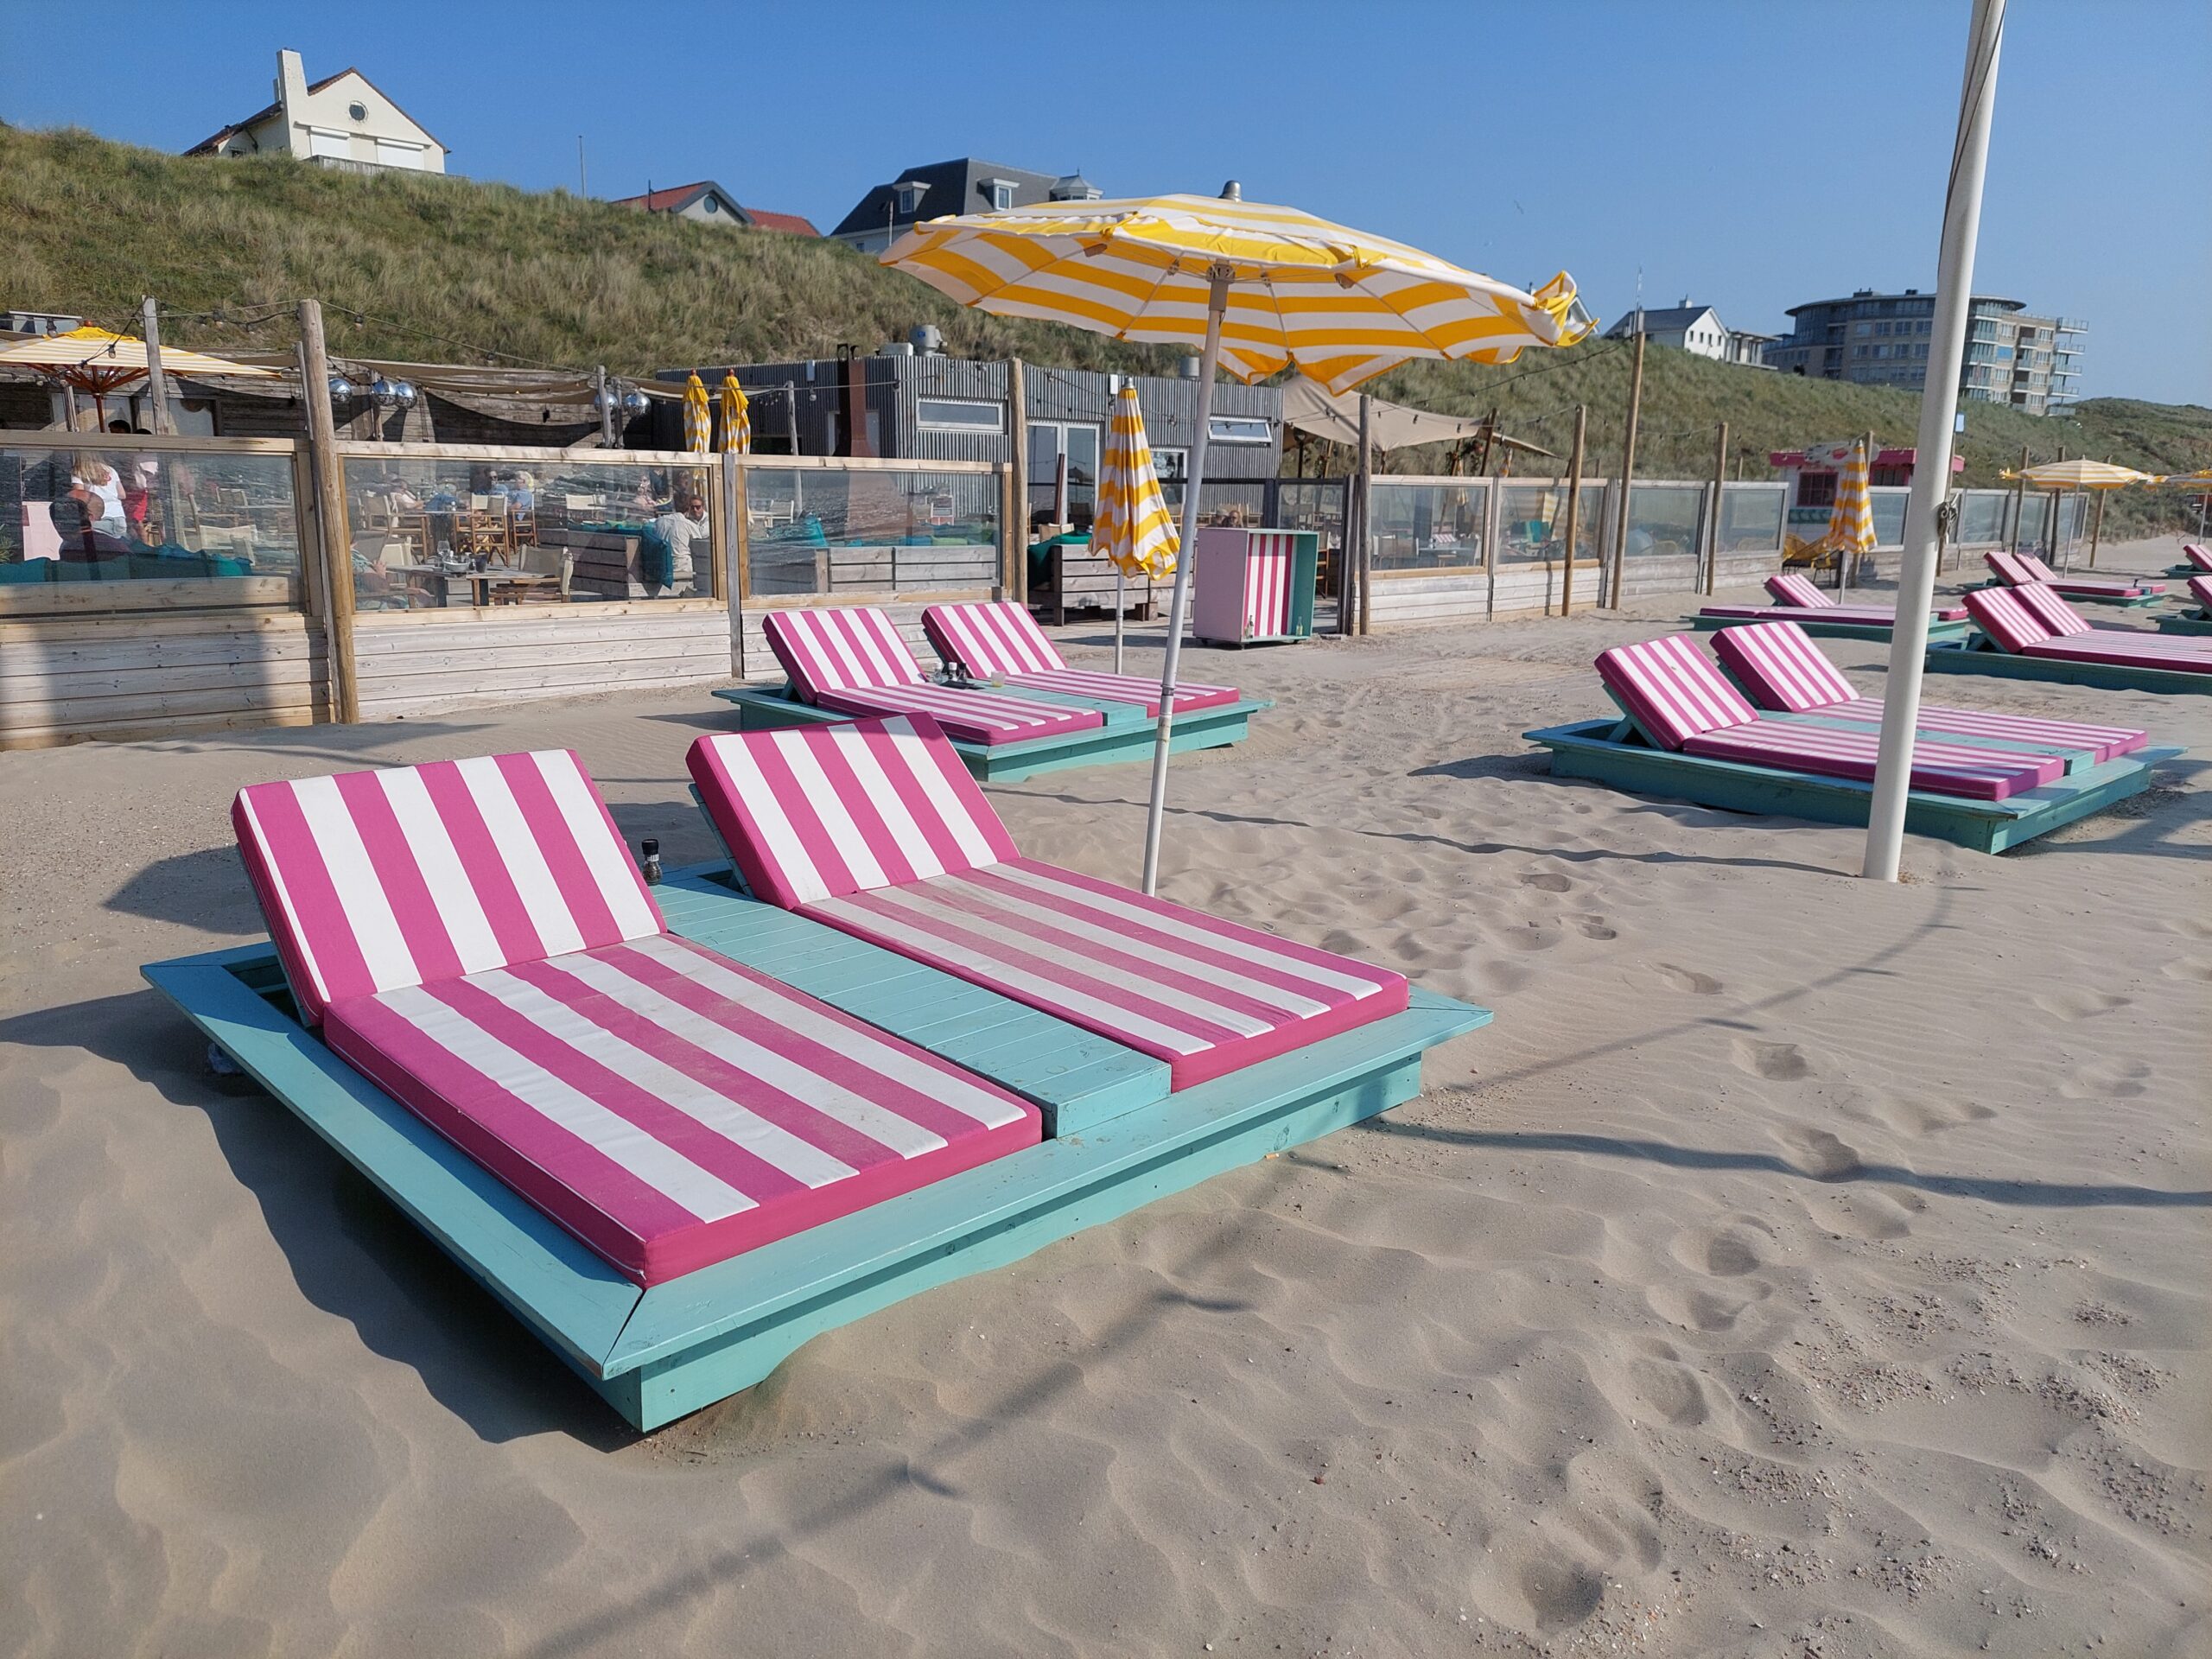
[[1091, 385, 1180, 672], [720, 372, 751, 454], [883, 189, 1591, 893], [682, 372, 713, 455], [1827, 441, 1876, 585]]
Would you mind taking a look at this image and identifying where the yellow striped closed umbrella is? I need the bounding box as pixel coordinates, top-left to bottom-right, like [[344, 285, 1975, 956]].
[[682, 372, 712, 455], [1827, 441, 1876, 580], [1092, 385, 1180, 672], [884, 187, 1592, 894], [720, 372, 751, 454]]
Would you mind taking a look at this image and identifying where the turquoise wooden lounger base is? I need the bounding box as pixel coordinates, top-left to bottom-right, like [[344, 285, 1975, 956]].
[[2154, 612, 2212, 636], [710, 683, 1269, 783], [2166, 563, 2208, 579], [1523, 718, 2177, 855], [1689, 613, 1972, 644], [143, 867, 1484, 1432], [1924, 637, 2212, 696], [1959, 576, 2164, 608]]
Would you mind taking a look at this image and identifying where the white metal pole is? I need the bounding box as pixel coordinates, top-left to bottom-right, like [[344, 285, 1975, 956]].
[[1114, 567, 1126, 674], [1139, 267, 1229, 896], [1863, 0, 2005, 882]]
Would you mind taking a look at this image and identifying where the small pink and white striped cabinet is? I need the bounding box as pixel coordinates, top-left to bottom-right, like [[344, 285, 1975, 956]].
[[1190, 528, 1319, 646]]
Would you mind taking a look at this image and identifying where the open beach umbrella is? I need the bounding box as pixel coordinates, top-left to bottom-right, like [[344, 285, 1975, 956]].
[[1826, 441, 1876, 587], [2002, 459, 2161, 566], [682, 372, 713, 455], [720, 372, 751, 454], [0, 323, 274, 423], [883, 188, 1592, 893], [1090, 385, 1180, 673]]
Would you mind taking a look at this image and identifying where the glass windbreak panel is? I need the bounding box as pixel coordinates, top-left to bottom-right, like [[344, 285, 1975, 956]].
[[343, 455, 716, 607], [1370, 481, 1486, 571], [0, 445, 303, 607], [1275, 480, 1345, 548], [1868, 486, 1909, 548], [1714, 484, 1786, 552], [1193, 480, 1268, 527], [1026, 422, 1099, 531], [1955, 489, 2010, 546], [1624, 483, 1703, 558], [747, 466, 999, 596], [1497, 481, 1604, 563]]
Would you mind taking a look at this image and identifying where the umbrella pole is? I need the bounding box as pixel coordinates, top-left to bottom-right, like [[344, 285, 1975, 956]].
[[1115, 567, 1126, 675], [1865, 0, 2003, 883], [1139, 269, 1229, 897]]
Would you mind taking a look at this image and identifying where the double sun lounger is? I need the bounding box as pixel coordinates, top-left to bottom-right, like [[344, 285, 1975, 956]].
[[1930, 583, 2212, 695], [147, 719, 1482, 1429], [1979, 548, 2166, 607], [712, 601, 1268, 782], [1526, 618, 2172, 852], [1695, 570, 1973, 641], [2164, 543, 2212, 580], [2156, 572, 2212, 636]]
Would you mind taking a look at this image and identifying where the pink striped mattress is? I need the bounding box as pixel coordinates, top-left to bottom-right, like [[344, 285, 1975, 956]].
[[921, 601, 1237, 715], [1682, 721, 2062, 799], [1701, 603, 1968, 626], [687, 717, 1408, 1088], [815, 681, 1105, 746], [327, 932, 1039, 1285], [2020, 635, 2212, 672], [233, 748, 1039, 1287], [1801, 699, 2145, 765], [2189, 574, 2212, 611], [2184, 545, 2212, 573]]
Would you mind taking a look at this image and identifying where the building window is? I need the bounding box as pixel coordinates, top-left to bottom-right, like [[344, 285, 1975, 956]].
[[1207, 416, 1273, 445], [702, 196, 719, 213], [347, 100, 367, 122], [1855, 322, 1872, 337], [982, 178, 1017, 212], [895, 182, 926, 217], [917, 398, 1003, 433]]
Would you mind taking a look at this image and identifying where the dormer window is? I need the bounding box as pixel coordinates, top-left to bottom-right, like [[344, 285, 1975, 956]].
[[893, 179, 929, 218], [982, 177, 1017, 212]]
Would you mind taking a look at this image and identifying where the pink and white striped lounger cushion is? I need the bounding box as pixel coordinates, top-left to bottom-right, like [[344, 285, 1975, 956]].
[[1987, 550, 2158, 600], [326, 932, 1039, 1285], [1594, 634, 1759, 748], [1766, 572, 1834, 609], [1681, 723, 2062, 800], [1713, 621, 2146, 764], [922, 601, 1239, 716], [2189, 574, 2212, 612], [762, 606, 1102, 747], [2184, 545, 2212, 573], [687, 717, 1408, 1089], [233, 750, 664, 1027]]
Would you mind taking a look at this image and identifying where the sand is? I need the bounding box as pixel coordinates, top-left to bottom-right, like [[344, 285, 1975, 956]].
[[3, 537, 2206, 1657]]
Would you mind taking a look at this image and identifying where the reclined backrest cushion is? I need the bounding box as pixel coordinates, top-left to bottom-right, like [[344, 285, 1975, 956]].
[[233, 750, 663, 1026], [1962, 586, 2052, 651], [2017, 553, 2066, 583], [2186, 544, 2212, 571], [1594, 634, 1757, 749], [762, 607, 924, 699], [2190, 573, 2212, 610], [923, 601, 1065, 678], [1984, 549, 2033, 587], [1765, 572, 1832, 609], [1711, 621, 1858, 712], [688, 715, 1020, 908], [2012, 582, 2093, 637]]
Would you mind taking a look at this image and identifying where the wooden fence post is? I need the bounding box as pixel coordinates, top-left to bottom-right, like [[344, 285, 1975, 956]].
[[1559, 404, 1586, 615], [1704, 420, 1728, 595], [296, 299, 359, 724], [1609, 328, 1645, 607]]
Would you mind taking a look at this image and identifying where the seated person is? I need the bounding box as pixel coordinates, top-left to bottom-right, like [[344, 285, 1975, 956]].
[[648, 490, 711, 597]]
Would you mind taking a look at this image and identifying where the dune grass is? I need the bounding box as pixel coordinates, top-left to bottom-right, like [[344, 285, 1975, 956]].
[[8, 123, 2205, 537]]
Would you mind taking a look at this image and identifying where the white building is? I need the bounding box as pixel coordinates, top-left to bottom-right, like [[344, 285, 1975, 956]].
[[186, 49, 448, 175], [1603, 301, 1769, 366]]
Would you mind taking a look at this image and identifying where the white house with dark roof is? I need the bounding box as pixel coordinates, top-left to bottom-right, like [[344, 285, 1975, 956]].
[[607, 181, 819, 237], [830, 160, 1103, 254], [185, 49, 447, 175], [1604, 301, 1770, 366]]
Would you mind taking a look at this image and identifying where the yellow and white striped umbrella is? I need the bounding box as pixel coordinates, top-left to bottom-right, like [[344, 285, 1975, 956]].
[[682, 372, 712, 454], [1827, 441, 1876, 559], [720, 372, 751, 454], [1091, 386, 1179, 581], [2001, 459, 2158, 489], [882, 194, 1592, 396]]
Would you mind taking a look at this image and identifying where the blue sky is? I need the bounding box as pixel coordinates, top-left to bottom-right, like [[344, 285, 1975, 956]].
[[6, 0, 2206, 404]]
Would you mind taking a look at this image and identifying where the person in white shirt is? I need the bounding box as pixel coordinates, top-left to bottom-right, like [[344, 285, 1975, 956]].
[[648, 490, 710, 596], [70, 456, 128, 537]]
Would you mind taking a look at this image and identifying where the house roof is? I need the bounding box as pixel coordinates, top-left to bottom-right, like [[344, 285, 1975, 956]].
[[184, 66, 448, 156], [1604, 305, 1722, 338], [607, 180, 819, 235], [830, 157, 1066, 238]]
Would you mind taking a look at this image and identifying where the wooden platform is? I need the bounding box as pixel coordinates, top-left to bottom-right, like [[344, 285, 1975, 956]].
[[1923, 637, 2212, 697], [1689, 612, 1973, 644], [143, 868, 1485, 1431], [1523, 716, 2177, 855], [710, 683, 1268, 783]]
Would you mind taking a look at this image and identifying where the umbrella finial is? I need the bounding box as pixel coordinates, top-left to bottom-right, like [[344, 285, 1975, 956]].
[[1219, 180, 1242, 201]]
